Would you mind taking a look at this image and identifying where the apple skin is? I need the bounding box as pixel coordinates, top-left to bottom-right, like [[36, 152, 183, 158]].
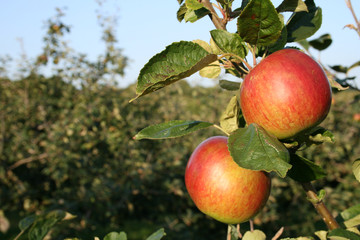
[[240, 49, 332, 139], [185, 136, 271, 224]]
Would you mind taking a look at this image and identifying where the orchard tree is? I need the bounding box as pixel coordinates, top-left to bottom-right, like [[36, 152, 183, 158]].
[[132, 0, 360, 239]]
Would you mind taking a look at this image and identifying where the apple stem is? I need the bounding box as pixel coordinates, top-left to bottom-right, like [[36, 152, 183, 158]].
[[227, 225, 231, 240], [301, 182, 340, 230], [236, 224, 242, 238], [213, 124, 230, 136], [249, 219, 254, 232]]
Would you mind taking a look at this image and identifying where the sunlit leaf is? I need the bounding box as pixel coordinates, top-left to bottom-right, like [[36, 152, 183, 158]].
[[220, 96, 240, 134], [130, 41, 217, 102], [210, 29, 248, 58], [199, 61, 221, 79], [340, 204, 360, 228], [315, 230, 328, 240], [134, 120, 214, 140], [307, 126, 335, 145], [242, 230, 266, 240], [177, 4, 187, 22], [352, 159, 360, 182], [185, 0, 203, 10], [238, 0, 282, 46], [184, 7, 210, 23], [276, 0, 308, 13], [193, 39, 212, 53], [104, 232, 127, 240], [228, 123, 291, 178], [146, 228, 166, 240]]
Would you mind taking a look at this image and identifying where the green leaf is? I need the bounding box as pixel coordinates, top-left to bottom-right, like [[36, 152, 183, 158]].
[[286, 3, 322, 42], [352, 159, 360, 182], [341, 204, 360, 221], [134, 120, 214, 140], [349, 61, 360, 72], [228, 225, 240, 240], [19, 214, 36, 231], [280, 238, 313, 240], [257, 25, 288, 57], [328, 228, 360, 240], [228, 123, 291, 178], [298, 39, 310, 50], [287, 153, 326, 182], [146, 228, 166, 240], [315, 230, 328, 240], [177, 4, 187, 22], [28, 210, 66, 240], [219, 80, 241, 91], [340, 204, 360, 228], [104, 232, 127, 240], [193, 39, 212, 53], [184, 7, 210, 23], [308, 33, 332, 50], [210, 29, 248, 58], [220, 96, 240, 134], [330, 65, 349, 74], [185, 0, 203, 10], [130, 41, 217, 102], [306, 126, 335, 145], [242, 230, 266, 240], [276, 0, 308, 13], [199, 61, 221, 78], [237, 0, 283, 46]]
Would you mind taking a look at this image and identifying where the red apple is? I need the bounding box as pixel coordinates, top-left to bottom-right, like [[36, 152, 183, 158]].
[[185, 136, 271, 224], [240, 49, 332, 139], [353, 113, 360, 122]]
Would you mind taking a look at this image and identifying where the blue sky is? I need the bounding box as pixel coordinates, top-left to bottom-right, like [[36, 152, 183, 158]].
[[1, 1, 359, 87]]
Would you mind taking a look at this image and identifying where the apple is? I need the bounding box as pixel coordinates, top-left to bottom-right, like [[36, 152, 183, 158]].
[[353, 113, 360, 122], [240, 49, 332, 139], [185, 136, 271, 224]]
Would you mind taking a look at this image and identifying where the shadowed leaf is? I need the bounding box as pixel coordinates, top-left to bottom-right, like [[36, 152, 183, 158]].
[[134, 120, 214, 140], [287, 153, 326, 182], [228, 124, 291, 178]]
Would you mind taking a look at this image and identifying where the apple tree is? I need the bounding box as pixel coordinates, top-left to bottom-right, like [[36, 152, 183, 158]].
[[131, 0, 360, 239]]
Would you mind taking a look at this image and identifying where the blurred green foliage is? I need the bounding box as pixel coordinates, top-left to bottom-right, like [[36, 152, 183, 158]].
[[1, 73, 360, 239], [1, 4, 360, 240]]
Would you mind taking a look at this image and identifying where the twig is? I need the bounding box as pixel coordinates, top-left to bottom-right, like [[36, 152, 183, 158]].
[[345, 0, 360, 38], [301, 182, 340, 230], [201, 0, 226, 30], [8, 153, 48, 170], [271, 227, 284, 240]]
